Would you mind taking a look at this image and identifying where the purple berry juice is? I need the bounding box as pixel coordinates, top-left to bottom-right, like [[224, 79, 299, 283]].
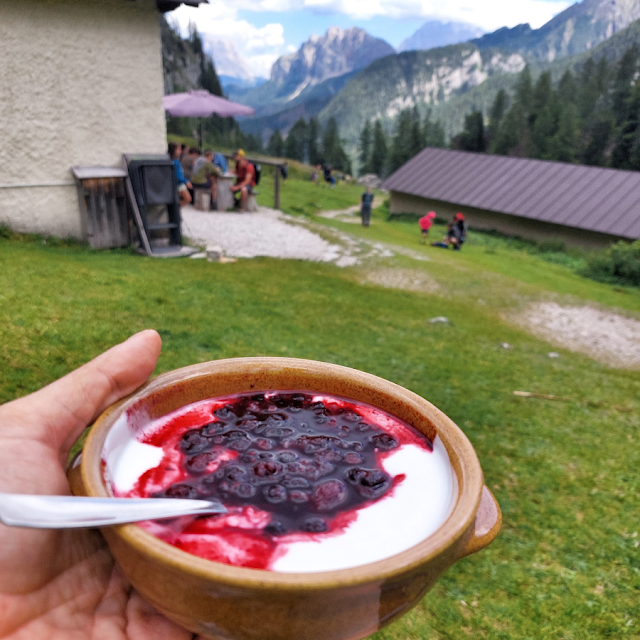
[[106, 391, 455, 572]]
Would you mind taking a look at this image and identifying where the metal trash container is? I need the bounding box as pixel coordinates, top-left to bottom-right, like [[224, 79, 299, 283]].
[[72, 166, 130, 249]]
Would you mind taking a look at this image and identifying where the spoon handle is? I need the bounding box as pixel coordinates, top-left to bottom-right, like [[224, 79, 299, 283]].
[[0, 493, 227, 529]]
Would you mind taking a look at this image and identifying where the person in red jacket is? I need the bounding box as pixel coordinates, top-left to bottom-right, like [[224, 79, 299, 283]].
[[419, 211, 436, 243], [231, 149, 256, 212]]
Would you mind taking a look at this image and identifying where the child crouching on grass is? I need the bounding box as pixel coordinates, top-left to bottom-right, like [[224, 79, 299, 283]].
[[419, 211, 436, 243]]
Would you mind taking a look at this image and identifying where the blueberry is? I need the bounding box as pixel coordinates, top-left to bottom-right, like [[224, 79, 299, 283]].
[[202, 421, 226, 435], [185, 453, 213, 474], [265, 520, 288, 536], [278, 451, 298, 463], [235, 483, 256, 498], [225, 466, 247, 482], [282, 476, 310, 488], [263, 484, 287, 504], [214, 406, 235, 420], [343, 452, 364, 465], [179, 430, 210, 454], [256, 438, 275, 450], [228, 438, 251, 451], [312, 479, 347, 511], [253, 461, 283, 478], [370, 433, 399, 450], [301, 517, 328, 533], [164, 484, 198, 499], [290, 490, 310, 503]]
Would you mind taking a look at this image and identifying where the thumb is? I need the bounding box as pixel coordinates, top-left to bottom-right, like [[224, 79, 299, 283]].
[[0, 330, 162, 457]]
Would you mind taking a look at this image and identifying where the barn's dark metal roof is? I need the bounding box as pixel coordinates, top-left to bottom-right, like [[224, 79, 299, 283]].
[[382, 148, 640, 240]]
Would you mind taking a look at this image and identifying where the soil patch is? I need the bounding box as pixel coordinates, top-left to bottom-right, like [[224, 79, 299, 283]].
[[363, 268, 440, 294], [516, 302, 640, 369]]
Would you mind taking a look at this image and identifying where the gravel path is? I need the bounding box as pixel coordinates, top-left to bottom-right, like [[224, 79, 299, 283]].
[[182, 205, 345, 263], [518, 302, 640, 369]]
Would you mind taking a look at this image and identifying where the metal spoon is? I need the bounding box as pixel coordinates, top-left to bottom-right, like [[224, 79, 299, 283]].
[[0, 493, 227, 529]]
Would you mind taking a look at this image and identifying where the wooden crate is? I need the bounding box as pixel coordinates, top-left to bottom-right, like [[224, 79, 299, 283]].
[[72, 167, 130, 249]]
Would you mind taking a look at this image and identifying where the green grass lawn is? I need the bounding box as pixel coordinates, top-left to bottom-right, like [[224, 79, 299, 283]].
[[1, 187, 639, 639]]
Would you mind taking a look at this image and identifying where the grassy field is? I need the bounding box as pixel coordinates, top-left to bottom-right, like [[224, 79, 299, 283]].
[[1, 182, 639, 639]]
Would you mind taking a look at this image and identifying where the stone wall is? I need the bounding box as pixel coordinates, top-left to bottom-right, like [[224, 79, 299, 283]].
[[0, 0, 167, 239], [389, 191, 626, 250]]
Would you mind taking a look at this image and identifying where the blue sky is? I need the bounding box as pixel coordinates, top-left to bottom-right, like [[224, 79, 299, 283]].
[[169, 0, 572, 79]]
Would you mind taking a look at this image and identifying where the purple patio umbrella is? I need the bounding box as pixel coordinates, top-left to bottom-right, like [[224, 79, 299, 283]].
[[163, 90, 256, 148]]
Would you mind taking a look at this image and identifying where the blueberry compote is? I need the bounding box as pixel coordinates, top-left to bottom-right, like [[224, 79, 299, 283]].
[[117, 391, 436, 570]]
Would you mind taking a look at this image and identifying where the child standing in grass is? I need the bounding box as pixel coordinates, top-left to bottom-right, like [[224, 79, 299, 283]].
[[419, 211, 436, 243]]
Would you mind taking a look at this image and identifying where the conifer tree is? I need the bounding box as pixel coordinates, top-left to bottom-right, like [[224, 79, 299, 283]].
[[490, 103, 527, 156], [515, 66, 533, 112], [582, 119, 613, 166], [322, 118, 351, 173], [488, 89, 508, 142], [358, 121, 372, 175], [557, 70, 578, 105], [409, 107, 425, 159], [546, 102, 579, 163], [423, 112, 446, 148], [307, 118, 321, 166], [267, 129, 284, 157], [454, 111, 486, 152], [389, 109, 415, 172], [612, 45, 639, 126], [284, 119, 307, 161], [611, 82, 640, 169], [370, 120, 388, 176]]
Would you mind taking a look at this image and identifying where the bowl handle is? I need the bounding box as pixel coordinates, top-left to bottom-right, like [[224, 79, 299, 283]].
[[459, 486, 501, 558], [67, 451, 88, 497]]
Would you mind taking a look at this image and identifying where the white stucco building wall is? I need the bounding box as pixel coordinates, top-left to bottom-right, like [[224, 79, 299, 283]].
[[0, 0, 167, 239]]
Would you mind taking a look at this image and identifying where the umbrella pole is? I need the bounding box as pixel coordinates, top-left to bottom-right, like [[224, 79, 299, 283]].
[[199, 121, 203, 150]]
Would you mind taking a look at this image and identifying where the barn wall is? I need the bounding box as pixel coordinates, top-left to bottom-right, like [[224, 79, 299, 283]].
[[0, 0, 167, 238], [389, 191, 625, 250]]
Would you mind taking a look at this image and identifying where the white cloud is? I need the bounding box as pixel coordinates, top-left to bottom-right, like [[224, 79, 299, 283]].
[[301, 0, 571, 30], [170, 3, 288, 78], [177, 0, 571, 31]]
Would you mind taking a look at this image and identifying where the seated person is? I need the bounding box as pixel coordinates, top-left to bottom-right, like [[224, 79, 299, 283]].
[[191, 149, 223, 206], [212, 149, 229, 174], [323, 164, 335, 188], [431, 213, 466, 250], [231, 149, 255, 212], [168, 142, 192, 207], [181, 147, 198, 182]]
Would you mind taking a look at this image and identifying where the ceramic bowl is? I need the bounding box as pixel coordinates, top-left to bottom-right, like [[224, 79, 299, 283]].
[[69, 357, 501, 640]]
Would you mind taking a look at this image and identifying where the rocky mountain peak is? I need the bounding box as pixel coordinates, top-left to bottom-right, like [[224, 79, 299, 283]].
[[269, 26, 395, 97], [474, 0, 640, 60]]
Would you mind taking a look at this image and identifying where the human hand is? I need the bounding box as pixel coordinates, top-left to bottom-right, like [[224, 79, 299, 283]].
[[0, 330, 201, 639]]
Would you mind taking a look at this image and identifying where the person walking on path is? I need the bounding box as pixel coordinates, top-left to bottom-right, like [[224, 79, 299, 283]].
[[419, 211, 436, 243], [360, 186, 374, 227]]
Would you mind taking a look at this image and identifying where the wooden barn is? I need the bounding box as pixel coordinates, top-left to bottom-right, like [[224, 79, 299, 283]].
[[383, 148, 640, 249]]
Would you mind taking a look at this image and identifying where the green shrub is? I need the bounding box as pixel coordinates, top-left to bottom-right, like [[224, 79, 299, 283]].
[[581, 240, 640, 287]]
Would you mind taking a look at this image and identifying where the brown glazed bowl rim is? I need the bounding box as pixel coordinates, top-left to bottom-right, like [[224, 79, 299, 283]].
[[81, 357, 484, 591]]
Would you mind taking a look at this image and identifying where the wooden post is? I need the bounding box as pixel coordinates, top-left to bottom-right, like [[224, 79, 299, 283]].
[[274, 164, 280, 210]]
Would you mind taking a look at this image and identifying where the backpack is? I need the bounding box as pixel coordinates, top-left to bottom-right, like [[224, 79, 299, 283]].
[[252, 162, 262, 186]]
